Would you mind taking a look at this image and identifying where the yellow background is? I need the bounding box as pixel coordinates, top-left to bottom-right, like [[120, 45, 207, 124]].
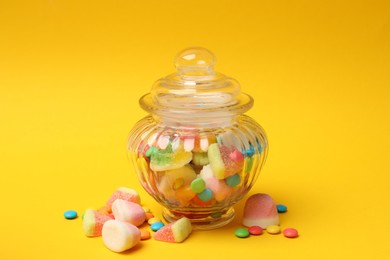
[[1, 0, 389, 259]]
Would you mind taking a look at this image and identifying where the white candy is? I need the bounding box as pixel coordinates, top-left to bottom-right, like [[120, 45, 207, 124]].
[[102, 220, 141, 253]]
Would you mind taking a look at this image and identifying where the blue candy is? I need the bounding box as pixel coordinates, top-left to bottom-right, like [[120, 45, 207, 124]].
[[244, 144, 255, 157], [64, 210, 78, 219], [226, 174, 241, 187], [150, 222, 165, 231], [198, 188, 213, 202], [276, 204, 288, 213]]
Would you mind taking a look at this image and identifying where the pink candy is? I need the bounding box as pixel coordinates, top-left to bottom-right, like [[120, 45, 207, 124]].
[[242, 193, 279, 228], [229, 149, 244, 163], [106, 187, 141, 209], [283, 228, 299, 238], [112, 199, 146, 227]]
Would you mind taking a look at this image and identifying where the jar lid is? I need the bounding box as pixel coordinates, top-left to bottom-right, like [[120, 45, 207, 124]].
[[139, 47, 253, 118]]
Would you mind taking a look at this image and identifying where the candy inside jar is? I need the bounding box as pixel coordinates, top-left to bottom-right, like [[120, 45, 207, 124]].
[[128, 47, 268, 230]]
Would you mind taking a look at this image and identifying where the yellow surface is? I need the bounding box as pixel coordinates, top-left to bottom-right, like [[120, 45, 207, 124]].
[[1, 0, 389, 259]]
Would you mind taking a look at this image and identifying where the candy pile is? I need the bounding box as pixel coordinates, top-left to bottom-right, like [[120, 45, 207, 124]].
[[64, 189, 299, 253], [78, 187, 192, 253], [138, 132, 258, 208], [235, 193, 299, 239]]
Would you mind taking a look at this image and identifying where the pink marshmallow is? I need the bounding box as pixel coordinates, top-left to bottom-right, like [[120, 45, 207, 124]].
[[112, 199, 146, 227], [205, 177, 232, 202], [200, 164, 232, 202], [242, 193, 279, 228]]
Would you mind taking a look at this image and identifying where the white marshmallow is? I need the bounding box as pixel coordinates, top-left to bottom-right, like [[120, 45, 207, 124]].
[[102, 220, 141, 253]]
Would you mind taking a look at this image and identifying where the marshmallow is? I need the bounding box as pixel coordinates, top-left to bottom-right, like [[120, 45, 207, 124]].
[[205, 176, 232, 202], [154, 217, 192, 243], [82, 209, 113, 237], [106, 187, 141, 209], [102, 220, 141, 253], [112, 199, 146, 227], [242, 193, 279, 228]]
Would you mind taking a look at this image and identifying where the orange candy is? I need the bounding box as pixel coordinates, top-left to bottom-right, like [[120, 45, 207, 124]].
[[175, 186, 196, 206], [145, 212, 154, 220], [190, 194, 214, 207], [97, 205, 112, 214], [140, 229, 151, 240]]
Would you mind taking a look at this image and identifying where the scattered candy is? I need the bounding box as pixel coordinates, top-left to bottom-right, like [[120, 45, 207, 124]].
[[283, 228, 298, 238], [145, 212, 154, 220], [190, 178, 206, 193], [242, 193, 279, 228], [150, 222, 165, 231], [102, 220, 141, 253], [234, 228, 250, 238], [266, 225, 281, 234], [277, 204, 287, 213], [142, 206, 151, 213], [148, 217, 161, 225], [97, 205, 111, 214], [248, 226, 263, 235], [106, 187, 141, 209], [112, 199, 146, 227], [64, 210, 78, 219], [83, 209, 113, 237], [154, 217, 192, 243], [140, 229, 151, 240]]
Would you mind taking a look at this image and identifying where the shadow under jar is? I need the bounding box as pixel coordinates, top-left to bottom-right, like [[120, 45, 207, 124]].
[[127, 47, 268, 230]]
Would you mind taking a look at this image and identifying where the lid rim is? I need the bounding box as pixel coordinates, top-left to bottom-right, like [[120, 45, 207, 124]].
[[139, 92, 254, 116]]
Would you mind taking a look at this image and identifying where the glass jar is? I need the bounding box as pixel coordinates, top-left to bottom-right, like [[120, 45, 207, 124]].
[[127, 47, 268, 230]]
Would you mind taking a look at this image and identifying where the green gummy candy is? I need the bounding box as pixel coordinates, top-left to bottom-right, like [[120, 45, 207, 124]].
[[151, 150, 173, 166], [150, 144, 193, 171], [145, 146, 159, 157]]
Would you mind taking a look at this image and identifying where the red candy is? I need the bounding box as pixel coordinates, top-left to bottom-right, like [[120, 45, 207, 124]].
[[283, 228, 299, 238], [248, 226, 263, 235], [229, 149, 244, 163]]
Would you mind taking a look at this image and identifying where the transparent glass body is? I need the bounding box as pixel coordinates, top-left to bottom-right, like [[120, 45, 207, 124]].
[[127, 48, 268, 230]]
